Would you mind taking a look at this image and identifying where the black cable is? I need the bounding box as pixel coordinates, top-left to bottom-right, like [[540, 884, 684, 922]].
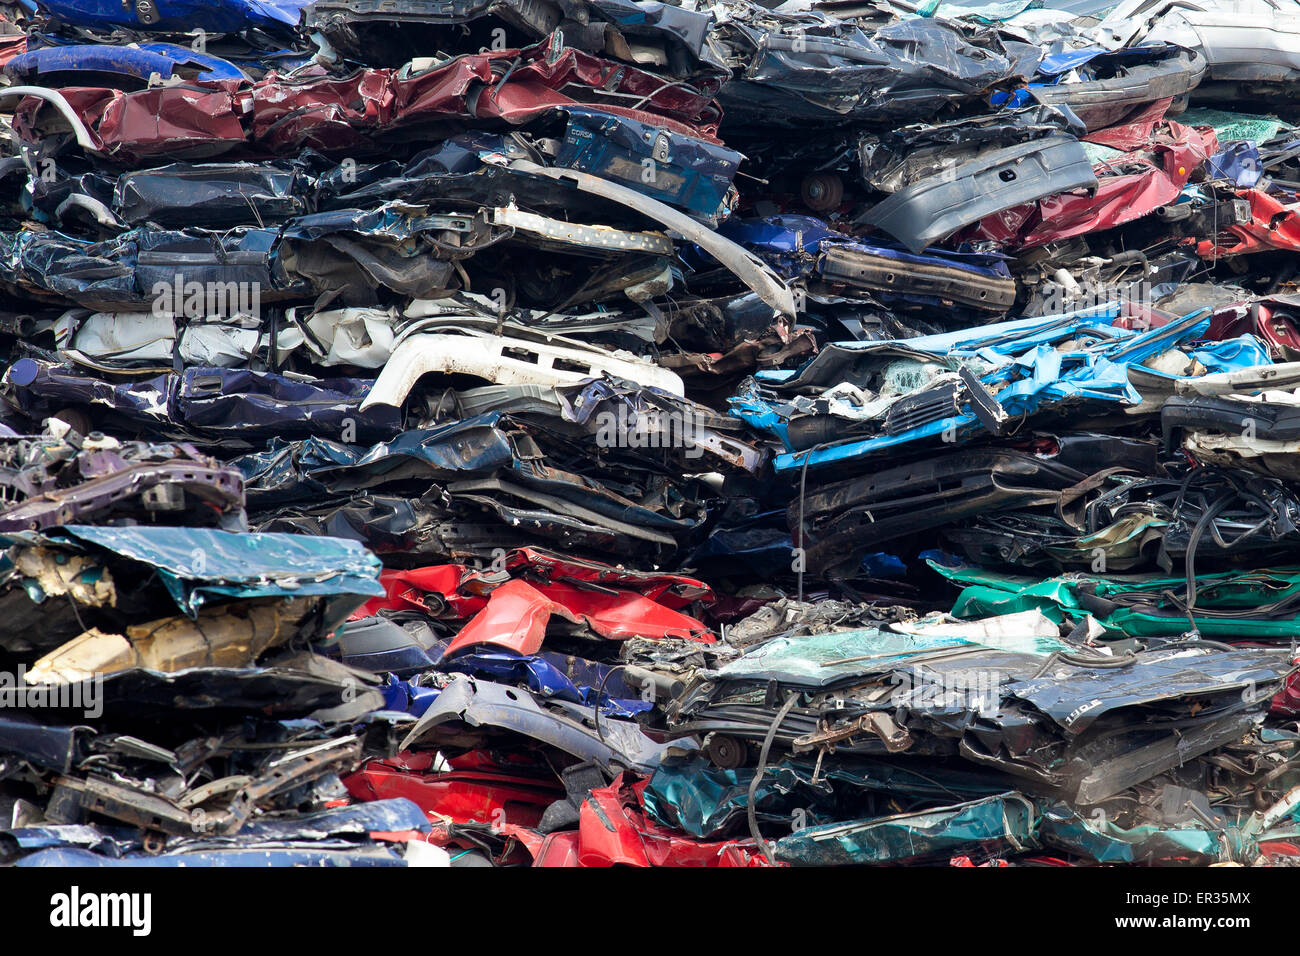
[[747, 692, 801, 865], [593, 664, 628, 745]]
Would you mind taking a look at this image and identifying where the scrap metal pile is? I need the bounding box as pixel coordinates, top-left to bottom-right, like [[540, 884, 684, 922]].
[[4, 0, 1300, 867]]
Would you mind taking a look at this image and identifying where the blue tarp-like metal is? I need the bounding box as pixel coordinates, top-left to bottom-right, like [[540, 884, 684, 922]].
[[23, 525, 384, 615]]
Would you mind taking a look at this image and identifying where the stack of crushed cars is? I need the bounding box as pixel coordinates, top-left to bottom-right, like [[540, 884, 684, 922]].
[[3, 0, 1300, 867]]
